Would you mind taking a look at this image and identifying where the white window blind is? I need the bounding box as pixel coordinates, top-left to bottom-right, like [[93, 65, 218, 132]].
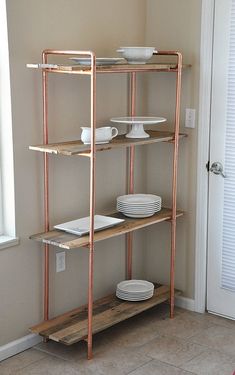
[[221, 0, 235, 291], [0, 0, 18, 248], [0, 170, 3, 235]]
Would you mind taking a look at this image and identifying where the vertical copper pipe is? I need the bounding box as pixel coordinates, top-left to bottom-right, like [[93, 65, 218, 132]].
[[87, 53, 96, 360], [126, 72, 136, 280], [42, 51, 49, 322], [170, 53, 182, 318]]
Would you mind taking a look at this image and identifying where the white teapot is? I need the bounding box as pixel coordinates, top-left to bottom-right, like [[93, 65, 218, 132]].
[[81, 126, 118, 144]]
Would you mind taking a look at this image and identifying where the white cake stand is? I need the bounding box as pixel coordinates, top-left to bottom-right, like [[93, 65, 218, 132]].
[[110, 117, 166, 138]]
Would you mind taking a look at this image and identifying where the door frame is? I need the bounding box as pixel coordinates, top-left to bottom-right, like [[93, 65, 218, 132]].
[[194, 0, 215, 313]]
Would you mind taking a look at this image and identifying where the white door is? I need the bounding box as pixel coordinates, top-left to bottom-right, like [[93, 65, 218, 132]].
[[207, 0, 235, 319]]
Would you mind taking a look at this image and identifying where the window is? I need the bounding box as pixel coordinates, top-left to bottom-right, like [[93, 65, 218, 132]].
[[0, 0, 18, 248]]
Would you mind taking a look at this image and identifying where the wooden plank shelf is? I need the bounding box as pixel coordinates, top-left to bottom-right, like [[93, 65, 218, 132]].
[[28, 63, 191, 75], [30, 208, 183, 250], [29, 130, 187, 156], [30, 284, 180, 345]]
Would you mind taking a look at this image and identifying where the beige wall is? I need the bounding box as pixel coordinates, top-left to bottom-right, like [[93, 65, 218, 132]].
[[0, 0, 202, 346], [144, 0, 202, 298], [0, 0, 147, 346]]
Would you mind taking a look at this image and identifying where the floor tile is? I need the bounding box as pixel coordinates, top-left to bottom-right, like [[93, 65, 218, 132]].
[[72, 347, 151, 375], [189, 324, 235, 356], [138, 335, 205, 366], [15, 354, 80, 375], [93, 318, 160, 350], [203, 312, 235, 329], [0, 349, 46, 375], [35, 340, 87, 361], [2, 307, 235, 375], [151, 310, 213, 340], [180, 310, 235, 329], [127, 359, 195, 375], [181, 349, 235, 375]]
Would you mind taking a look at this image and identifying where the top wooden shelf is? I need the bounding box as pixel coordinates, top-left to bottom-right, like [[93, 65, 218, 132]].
[[29, 130, 187, 156], [28, 63, 191, 75]]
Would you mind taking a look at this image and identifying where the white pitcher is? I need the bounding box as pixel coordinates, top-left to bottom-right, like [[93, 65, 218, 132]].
[[81, 126, 118, 144]]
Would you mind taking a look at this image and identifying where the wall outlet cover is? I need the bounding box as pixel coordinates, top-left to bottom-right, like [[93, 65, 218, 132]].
[[185, 108, 196, 128], [56, 251, 66, 272]]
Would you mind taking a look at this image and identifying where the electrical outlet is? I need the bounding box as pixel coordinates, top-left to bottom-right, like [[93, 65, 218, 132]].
[[56, 251, 66, 272], [185, 108, 196, 128]]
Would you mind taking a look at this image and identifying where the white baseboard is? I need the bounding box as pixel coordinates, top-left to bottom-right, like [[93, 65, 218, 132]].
[[175, 296, 195, 312], [0, 333, 42, 362]]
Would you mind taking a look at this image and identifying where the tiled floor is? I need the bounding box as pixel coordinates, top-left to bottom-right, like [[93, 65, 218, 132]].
[[1, 304, 235, 374]]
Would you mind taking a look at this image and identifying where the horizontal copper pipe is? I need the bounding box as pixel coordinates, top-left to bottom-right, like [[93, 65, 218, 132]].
[[44, 68, 177, 75], [43, 49, 95, 57]]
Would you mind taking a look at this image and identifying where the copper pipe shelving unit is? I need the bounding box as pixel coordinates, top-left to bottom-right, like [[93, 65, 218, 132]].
[[28, 50, 186, 359]]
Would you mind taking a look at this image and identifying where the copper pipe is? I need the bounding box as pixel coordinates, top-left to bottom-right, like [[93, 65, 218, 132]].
[[169, 52, 182, 318], [153, 50, 183, 318], [42, 49, 96, 56], [126, 72, 136, 280], [46, 67, 177, 75], [87, 52, 96, 360], [42, 51, 49, 322], [41, 49, 96, 358], [129, 72, 136, 194]]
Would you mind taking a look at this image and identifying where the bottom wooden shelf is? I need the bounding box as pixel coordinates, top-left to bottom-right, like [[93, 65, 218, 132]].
[[30, 284, 180, 345]]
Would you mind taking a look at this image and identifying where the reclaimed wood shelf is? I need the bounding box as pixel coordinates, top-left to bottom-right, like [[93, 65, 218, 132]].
[[30, 208, 183, 250], [30, 284, 180, 345], [28, 62, 191, 75], [29, 130, 187, 156]]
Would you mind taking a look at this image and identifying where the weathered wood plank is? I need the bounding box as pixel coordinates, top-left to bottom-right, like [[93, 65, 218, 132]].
[[30, 284, 179, 345], [28, 63, 191, 75], [29, 130, 187, 156], [30, 209, 184, 250]]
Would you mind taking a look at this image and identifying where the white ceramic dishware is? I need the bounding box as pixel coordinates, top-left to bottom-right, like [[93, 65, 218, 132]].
[[69, 57, 124, 66], [117, 47, 156, 64], [117, 194, 161, 204], [116, 193, 162, 218], [110, 117, 166, 138], [54, 215, 124, 236], [116, 280, 154, 301], [81, 126, 118, 144]]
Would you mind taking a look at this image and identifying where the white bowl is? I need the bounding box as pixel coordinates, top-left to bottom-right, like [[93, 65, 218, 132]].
[[117, 47, 156, 64]]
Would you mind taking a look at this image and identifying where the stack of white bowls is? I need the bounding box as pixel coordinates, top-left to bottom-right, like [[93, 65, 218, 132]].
[[117, 194, 161, 218], [116, 280, 154, 301]]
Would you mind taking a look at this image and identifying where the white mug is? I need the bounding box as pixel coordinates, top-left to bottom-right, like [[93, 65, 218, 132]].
[[81, 126, 118, 144]]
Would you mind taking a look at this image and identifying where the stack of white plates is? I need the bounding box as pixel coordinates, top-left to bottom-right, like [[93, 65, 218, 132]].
[[117, 194, 161, 218], [116, 280, 154, 301]]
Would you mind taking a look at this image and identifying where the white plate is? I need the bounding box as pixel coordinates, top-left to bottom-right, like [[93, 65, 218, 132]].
[[118, 204, 161, 209], [116, 293, 153, 299], [117, 280, 154, 293], [122, 212, 156, 218], [116, 295, 153, 301], [117, 207, 160, 212], [117, 194, 161, 204], [69, 57, 124, 66], [116, 290, 153, 297], [117, 202, 161, 209], [116, 296, 153, 301], [117, 206, 160, 212], [118, 212, 158, 217], [54, 215, 124, 236], [118, 210, 159, 215]]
